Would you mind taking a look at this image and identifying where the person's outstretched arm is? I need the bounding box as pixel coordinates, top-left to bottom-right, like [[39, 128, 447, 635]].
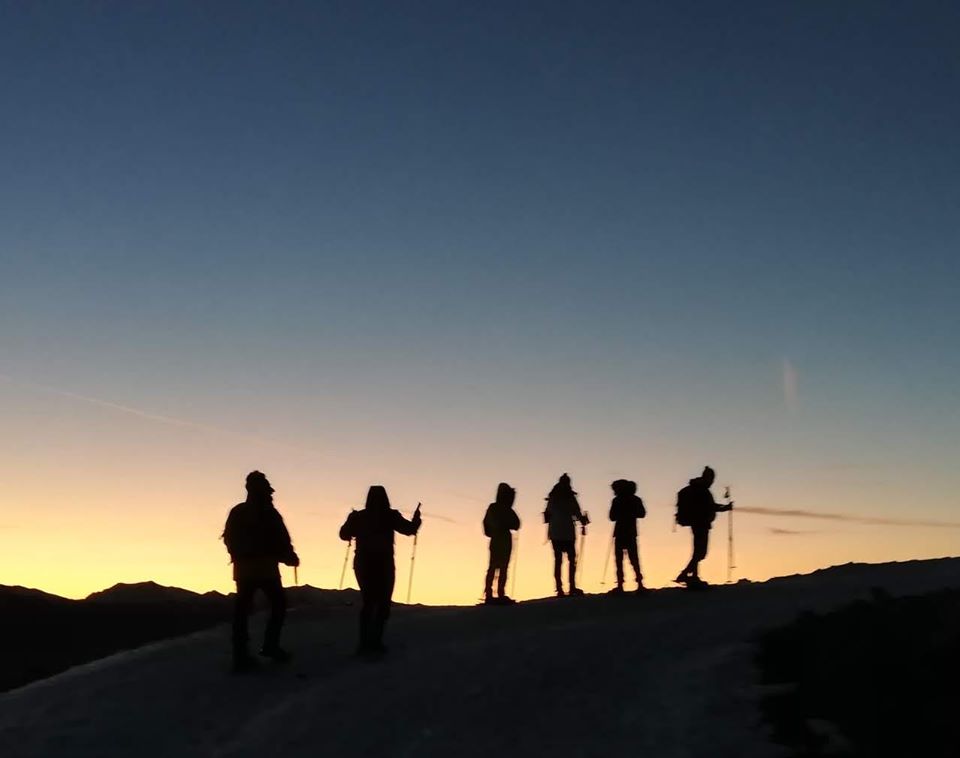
[[222, 508, 239, 558], [274, 512, 300, 566], [573, 496, 586, 523], [339, 511, 358, 541], [392, 506, 422, 536]]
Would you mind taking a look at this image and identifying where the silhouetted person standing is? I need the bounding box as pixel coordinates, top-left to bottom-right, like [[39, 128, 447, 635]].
[[339, 486, 421, 658], [609, 479, 646, 593], [544, 473, 588, 597], [674, 466, 732, 588], [222, 471, 300, 672], [483, 482, 520, 604]]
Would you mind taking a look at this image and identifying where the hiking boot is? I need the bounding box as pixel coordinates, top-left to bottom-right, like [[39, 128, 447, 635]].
[[635, 583, 649, 594], [259, 646, 292, 663], [496, 596, 516, 605], [556, 588, 566, 598], [607, 585, 624, 594], [483, 594, 496, 605], [686, 577, 709, 590], [674, 572, 690, 584], [569, 587, 585, 596]]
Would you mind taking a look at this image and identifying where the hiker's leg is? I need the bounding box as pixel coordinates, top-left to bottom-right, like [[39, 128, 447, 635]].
[[552, 541, 564, 592], [356, 563, 374, 651], [615, 540, 626, 588], [628, 540, 642, 585], [373, 565, 396, 648], [484, 547, 496, 599], [691, 527, 709, 578], [567, 542, 577, 590], [497, 540, 512, 597], [262, 576, 287, 652], [232, 580, 255, 659]]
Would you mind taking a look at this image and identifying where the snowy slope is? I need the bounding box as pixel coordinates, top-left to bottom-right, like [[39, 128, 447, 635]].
[[1, 558, 958, 758]]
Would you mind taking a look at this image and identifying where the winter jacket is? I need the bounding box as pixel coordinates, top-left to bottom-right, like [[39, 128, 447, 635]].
[[484, 504, 520, 555], [339, 508, 420, 566], [545, 489, 584, 542], [677, 478, 727, 529], [609, 494, 646, 539], [223, 501, 297, 581]]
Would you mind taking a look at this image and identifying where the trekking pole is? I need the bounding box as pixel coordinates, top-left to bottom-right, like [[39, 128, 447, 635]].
[[294, 566, 299, 586], [600, 531, 614, 586], [406, 503, 421, 603], [338, 538, 352, 590], [576, 513, 589, 585], [725, 486, 735, 583], [510, 533, 519, 597]]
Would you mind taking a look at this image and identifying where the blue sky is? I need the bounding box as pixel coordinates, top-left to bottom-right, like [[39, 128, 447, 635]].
[[1, 2, 958, 599]]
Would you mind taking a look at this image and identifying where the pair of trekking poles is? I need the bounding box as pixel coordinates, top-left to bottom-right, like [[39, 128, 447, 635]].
[[336, 534, 420, 601], [337, 505, 426, 603]]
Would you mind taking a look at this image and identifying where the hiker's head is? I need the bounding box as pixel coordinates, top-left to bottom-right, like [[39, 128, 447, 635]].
[[611, 479, 636, 496], [365, 485, 391, 512], [495, 482, 516, 508], [245, 471, 274, 503], [701, 466, 716, 486]]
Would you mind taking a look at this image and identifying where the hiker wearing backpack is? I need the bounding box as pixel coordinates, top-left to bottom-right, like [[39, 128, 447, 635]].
[[544, 473, 588, 597], [609, 479, 646, 593], [674, 466, 732, 587], [483, 482, 521, 604], [222, 471, 300, 672], [339, 486, 421, 658]]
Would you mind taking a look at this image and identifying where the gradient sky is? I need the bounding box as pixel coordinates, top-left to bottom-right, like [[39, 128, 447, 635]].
[[2, 2, 958, 604]]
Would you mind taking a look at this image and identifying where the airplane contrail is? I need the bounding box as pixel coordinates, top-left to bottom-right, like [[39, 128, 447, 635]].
[[0, 373, 340, 460], [738, 506, 960, 529]]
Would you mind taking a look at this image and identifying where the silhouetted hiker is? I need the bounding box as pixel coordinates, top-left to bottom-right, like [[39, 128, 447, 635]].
[[674, 466, 732, 588], [609, 479, 646, 593], [222, 471, 300, 672], [483, 482, 520, 604], [544, 473, 588, 597], [339, 486, 421, 658]]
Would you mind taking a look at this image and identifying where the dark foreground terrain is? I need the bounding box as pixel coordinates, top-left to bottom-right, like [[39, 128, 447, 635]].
[[0, 582, 356, 692], [2, 559, 958, 758], [758, 586, 960, 757]]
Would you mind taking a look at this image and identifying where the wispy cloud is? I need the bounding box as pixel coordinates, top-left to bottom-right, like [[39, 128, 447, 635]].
[[782, 358, 799, 414], [0, 373, 337, 460], [739, 506, 960, 529], [768, 527, 823, 536]]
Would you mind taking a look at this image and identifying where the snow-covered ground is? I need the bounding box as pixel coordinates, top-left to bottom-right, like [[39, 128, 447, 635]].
[[2, 558, 958, 758]]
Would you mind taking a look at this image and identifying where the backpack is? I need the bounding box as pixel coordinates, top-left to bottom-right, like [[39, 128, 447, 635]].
[[675, 485, 695, 527]]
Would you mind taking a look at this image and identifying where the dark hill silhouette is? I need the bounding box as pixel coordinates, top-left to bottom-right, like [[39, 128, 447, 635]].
[[0, 582, 358, 693], [85, 581, 225, 606]]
